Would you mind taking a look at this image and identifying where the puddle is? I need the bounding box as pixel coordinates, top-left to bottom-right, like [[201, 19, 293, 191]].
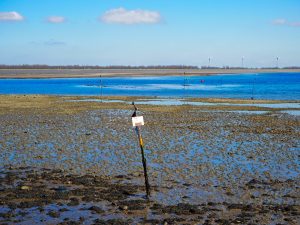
[[240, 103, 300, 109], [67, 98, 300, 116], [136, 99, 300, 109], [200, 110, 270, 115], [281, 110, 300, 116], [68, 98, 300, 109]]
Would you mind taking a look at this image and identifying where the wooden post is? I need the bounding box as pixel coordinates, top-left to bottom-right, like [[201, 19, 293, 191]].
[[136, 126, 151, 198], [100, 75, 103, 103], [132, 102, 151, 198]]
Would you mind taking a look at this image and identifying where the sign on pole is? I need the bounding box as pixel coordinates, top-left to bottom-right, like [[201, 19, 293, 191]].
[[132, 116, 144, 127]]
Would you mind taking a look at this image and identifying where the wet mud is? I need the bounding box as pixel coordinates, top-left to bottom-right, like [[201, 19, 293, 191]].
[[0, 95, 299, 224]]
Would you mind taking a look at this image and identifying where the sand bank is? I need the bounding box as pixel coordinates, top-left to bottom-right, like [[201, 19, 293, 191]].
[[0, 68, 300, 78]]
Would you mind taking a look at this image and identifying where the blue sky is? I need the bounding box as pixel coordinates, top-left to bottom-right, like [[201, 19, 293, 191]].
[[0, 0, 299, 67]]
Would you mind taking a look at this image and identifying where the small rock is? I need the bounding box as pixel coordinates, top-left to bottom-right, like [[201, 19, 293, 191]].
[[88, 206, 104, 214], [20, 186, 30, 190], [132, 172, 140, 177], [59, 208, 69, 212], [119, 205, 128, 211], [47, 210, 60, 218], [53, 186, 67, 192], [68, 197, 79, 206]]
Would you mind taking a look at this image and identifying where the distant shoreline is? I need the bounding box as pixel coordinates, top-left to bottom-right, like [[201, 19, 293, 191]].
[[0, 68, 300, 79]]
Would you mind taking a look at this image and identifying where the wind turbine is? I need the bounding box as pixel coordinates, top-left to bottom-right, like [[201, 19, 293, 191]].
[[242, 56, 245, 68]]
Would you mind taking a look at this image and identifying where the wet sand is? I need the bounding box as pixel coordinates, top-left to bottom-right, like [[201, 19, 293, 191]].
[[0, 95, 299, 224], [1, 68, 300, 78]]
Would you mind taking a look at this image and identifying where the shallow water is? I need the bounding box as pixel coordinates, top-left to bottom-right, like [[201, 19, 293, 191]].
[[281, 110, 300, 116], [1, 72, 300, 100], [136, 99, 300, 109], [67, 98, 300, 111]]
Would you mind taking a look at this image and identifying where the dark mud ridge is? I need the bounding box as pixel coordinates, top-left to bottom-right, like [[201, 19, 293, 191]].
[[0, 167, 299, 225]]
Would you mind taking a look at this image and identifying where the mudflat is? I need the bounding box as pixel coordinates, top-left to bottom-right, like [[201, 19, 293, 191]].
[[0, 95, 299, 224]]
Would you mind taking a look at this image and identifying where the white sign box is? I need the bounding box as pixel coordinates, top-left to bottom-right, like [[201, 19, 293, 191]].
[[132, 116, 144, 127]]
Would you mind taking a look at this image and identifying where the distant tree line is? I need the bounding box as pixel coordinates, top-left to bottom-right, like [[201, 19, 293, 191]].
[[0, 64, 199, 69]]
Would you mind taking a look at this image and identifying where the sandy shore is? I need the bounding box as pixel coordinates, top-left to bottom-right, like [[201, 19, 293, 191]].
[[0, 95, 299, 224], [0, 68, 300, 78]]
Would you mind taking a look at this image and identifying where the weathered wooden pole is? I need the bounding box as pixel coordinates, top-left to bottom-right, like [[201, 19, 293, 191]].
[[131, 102, 151, 198], [100, 75, 103, 102]]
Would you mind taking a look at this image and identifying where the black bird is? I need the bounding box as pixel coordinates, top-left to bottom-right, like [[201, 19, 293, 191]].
[[132, 101, 138, 117]]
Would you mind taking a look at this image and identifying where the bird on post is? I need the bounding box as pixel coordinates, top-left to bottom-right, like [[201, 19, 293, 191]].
[[132, 101, 138, 117]]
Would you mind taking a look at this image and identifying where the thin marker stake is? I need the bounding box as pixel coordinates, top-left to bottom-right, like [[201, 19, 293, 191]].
[[131, 102, 151, 198], [100, 75, 103, 103]]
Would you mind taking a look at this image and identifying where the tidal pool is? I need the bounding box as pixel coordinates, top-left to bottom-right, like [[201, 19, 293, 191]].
[[68, 98, 300, 112]]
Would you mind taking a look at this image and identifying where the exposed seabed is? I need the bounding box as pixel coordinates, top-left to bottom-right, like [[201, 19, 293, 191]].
[[0, 95, 299, 224]]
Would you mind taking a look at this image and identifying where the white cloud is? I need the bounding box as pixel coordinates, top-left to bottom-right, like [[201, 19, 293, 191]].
[[290, 22, 300, 27], [0, 11, 24, 21], [101, 7, 161, 25], [272, 18, 300, 27], [272, 18, 286, 25], [47, 16, 66, 23]]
